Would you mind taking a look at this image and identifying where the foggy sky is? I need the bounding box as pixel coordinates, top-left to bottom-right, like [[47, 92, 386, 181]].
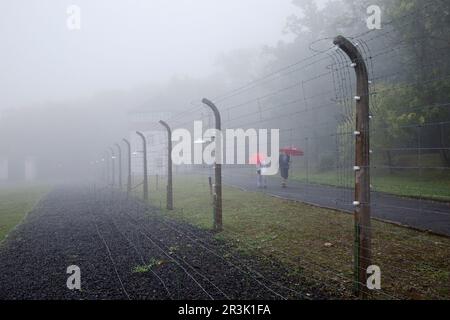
[[0, 0, 297, 110]]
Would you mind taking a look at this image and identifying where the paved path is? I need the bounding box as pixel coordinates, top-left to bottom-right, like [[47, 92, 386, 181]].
[[0, 186, 325, 300], [223, 172, 450, 236]]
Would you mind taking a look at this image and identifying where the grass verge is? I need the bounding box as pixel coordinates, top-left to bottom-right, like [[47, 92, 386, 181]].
[[144, 174, 450, 300], [290, 169, 450, 202], [0, 185, 50, 242]]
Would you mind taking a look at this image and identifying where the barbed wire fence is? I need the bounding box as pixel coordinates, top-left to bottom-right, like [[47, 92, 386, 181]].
[[103, 2, 450, 300]]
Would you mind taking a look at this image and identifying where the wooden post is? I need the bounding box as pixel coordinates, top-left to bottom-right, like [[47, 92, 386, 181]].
[[136, 131, 149, 201], [202, 98, 223, 232], [333, 35, 371, 298]]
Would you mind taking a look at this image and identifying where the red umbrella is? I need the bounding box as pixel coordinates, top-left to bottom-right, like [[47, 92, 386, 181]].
[[249, 153, 266, 164], [280, 147, 304, 156]]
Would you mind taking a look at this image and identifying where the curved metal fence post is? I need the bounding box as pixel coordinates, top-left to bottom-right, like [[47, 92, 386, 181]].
[[334, 35, 371, 298], [136, 131, 149, 201], [108, 147, 116, 187], [123, 138, 132, 194], [202, 98, 222, 232], [159, 120, 173, 210], [115, 143, 122, 190], [103, 151, 110, 185]]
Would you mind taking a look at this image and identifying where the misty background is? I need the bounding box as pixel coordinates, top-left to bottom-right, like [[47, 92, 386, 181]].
[[0, 0, 298, 181], [0, 0, 449, 183]]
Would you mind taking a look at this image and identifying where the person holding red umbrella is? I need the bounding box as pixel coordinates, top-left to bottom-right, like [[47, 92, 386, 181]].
[[279, 150, 291, 188], [251, 153, 269, 188], [256, 158, 270, 188], [278, 147, 303, 188]]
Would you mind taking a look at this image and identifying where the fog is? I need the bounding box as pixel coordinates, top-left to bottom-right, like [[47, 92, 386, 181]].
[[0, 0, 297, 183], [0, 0, 295, 109], [2, 0, 447, 186], [1, 0, 449, 301]]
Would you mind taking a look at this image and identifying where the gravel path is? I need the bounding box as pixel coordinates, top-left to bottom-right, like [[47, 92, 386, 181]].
[[0, 186, 328, 300]]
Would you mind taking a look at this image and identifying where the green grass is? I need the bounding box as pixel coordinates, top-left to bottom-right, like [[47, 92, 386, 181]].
[[132, 258, 165, 273], [142, 174, 450, 300], [289, 169, 450, 202], [0, 185, 50, 241]]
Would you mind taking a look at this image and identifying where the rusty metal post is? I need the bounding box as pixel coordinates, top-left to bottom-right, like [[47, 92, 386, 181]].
[[334, 35, 371, 298], [136, 131, 149, 201], [159, 120, 174, 210], [123, 138, 132, 194], [202, 98, 223, 232], [108, 147, 116, 187], [115, 143, 122, 189]]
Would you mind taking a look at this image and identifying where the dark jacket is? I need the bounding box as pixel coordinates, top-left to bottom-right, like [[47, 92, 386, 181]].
[[279, 154, 290, 169]]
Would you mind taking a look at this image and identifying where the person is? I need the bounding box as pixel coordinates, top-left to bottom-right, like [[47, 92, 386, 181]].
[[256, 159, 270, 188], [279, 151, 290, 188]]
